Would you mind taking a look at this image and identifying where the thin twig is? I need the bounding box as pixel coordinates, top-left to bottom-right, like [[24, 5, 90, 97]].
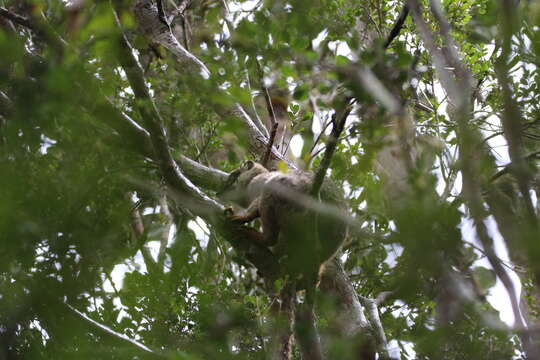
[[255, 60, 277, 127], [466, 242, 526, 274], [157, 193, 174, 268], [256, 60, 279, 168], [0, 5, 67, 53], [263, 123, 279, 168], [490, 150, 540, 182], [65, 303, 161, 356], [310, 100, 353, 197], [195, 123, 218, 162], [0, 6, 34, 30], [309, 116, 334, 156], [244, 67, 268, 136]]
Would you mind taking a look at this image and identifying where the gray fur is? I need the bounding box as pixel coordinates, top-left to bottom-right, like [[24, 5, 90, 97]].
[[222, 161, 346, 280]]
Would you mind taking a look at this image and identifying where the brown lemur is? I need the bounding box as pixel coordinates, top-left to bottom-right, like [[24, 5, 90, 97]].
[[219, 160, 347, 285]]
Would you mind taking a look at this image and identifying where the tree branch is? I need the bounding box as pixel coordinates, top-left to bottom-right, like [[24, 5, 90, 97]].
[[494, 0, 538, 223], [294, 291, 324, 360], [256, 60, 279, 168], [113, 11, 222, 217], [408, 1, 538, 357], [114, 110, 229, 191], [384, 4, 409, 49], [262, 122, 279, 169], [0, 6, 35, 30], [226, 103, 295, 169], [65, 303, 162, 357], [358, 295, 393, 360], [110, 4, 283, 282], [131, 0, 293, 169], [490, 150, 540, 183], [310, 101, 352, 197], [157, 193, 173, 268], [156, 0, 168, 26], [128, 195, 162, 274], [318, 258, 375, 357]]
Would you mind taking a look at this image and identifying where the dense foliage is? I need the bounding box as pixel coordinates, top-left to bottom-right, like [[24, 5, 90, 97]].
[[1, 0, 539, 359]]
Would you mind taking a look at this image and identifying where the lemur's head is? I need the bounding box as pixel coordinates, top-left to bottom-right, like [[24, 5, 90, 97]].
[[217, 161, 268, 205]]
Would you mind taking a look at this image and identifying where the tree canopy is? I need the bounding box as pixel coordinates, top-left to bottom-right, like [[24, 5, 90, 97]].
[[1, 0, 539, 359]]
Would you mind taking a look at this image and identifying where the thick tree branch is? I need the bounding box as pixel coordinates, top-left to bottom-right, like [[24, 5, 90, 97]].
[[358, 295, 392, 360], [121, 3, 379, 359], [108, 5, 286, 283], [294, 293, 324, 360], [134, 0, 209, 76], [266, 283, 296, 360], [176, 154, 228, 191], [406, 0, 465, 105], [156, 0, 168, 26], [114, 26, 221, 217], [318, 258, 375, 358], [114, 111, 229, 191]]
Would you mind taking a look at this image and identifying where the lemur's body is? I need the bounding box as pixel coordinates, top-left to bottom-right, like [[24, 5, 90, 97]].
[[221, 161, 346, 281]]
